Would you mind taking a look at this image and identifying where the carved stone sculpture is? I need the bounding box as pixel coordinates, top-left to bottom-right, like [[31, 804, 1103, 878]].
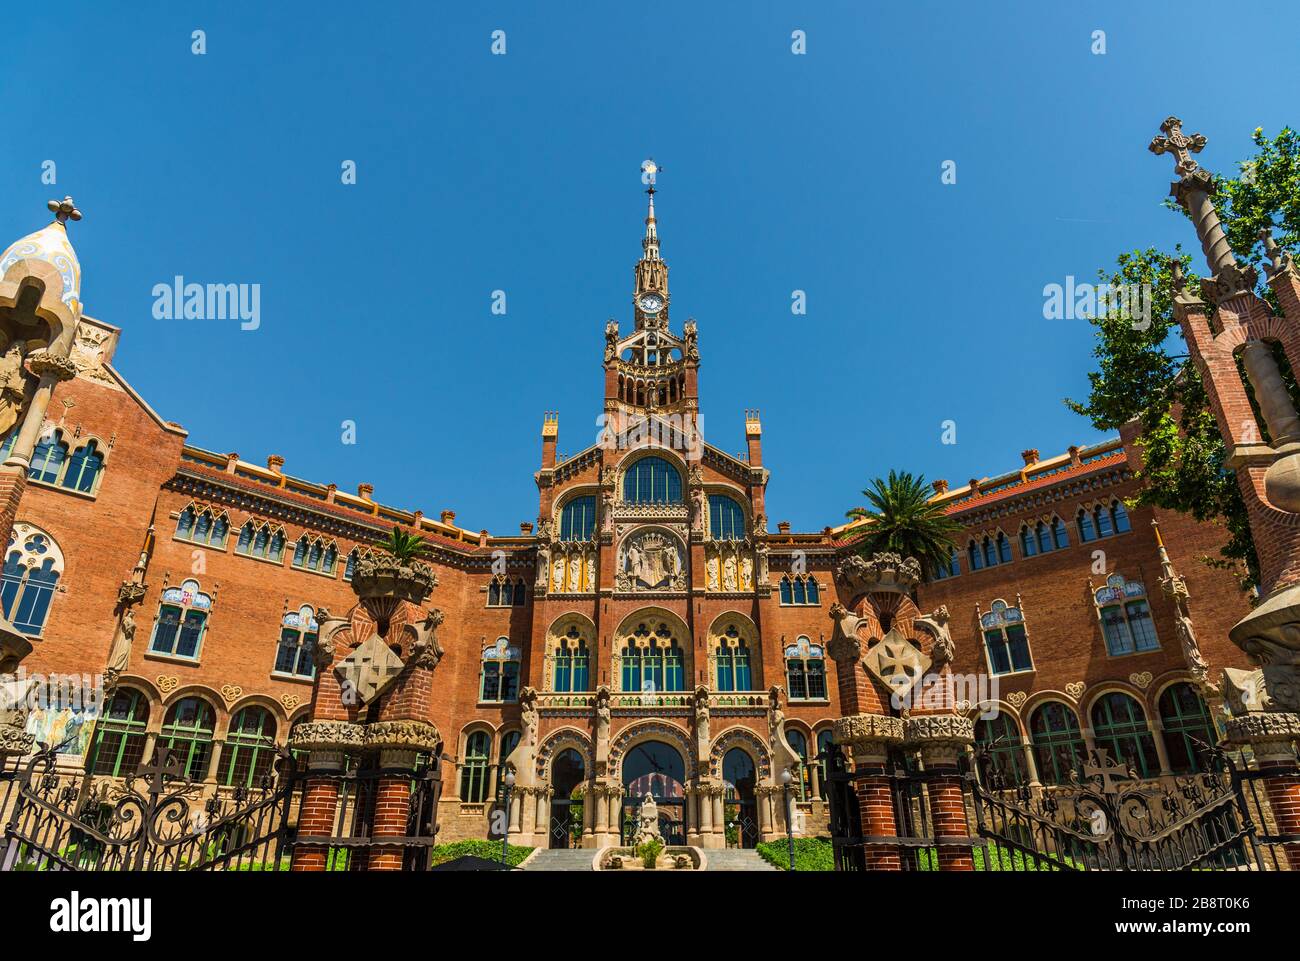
[[913, 606, 954, 672], [102, 606, 136, 691], [0, 340, 30, 438]]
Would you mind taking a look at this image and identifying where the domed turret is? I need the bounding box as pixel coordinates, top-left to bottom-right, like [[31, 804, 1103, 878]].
[[0, 197, 83, 320]]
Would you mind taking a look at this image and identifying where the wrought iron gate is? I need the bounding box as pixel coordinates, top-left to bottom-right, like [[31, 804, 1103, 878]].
[[0, 743, 443, 871]]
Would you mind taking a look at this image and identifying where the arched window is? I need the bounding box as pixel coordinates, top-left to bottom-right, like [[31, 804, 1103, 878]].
[[176, 506, 228, 548], [28, 429, 68, 484], [552, 624, 590, 692], [967, 540, 983, 571], [0, 522, 64, 636], [620, 621, 685, 692], [1158, 683, 1216, 775], [1020, 525, 1037, 558], [460, 730, 491, 802], [816, 729, 835, 797], [148, 579, 213, 660], [499, 730, 521, 770], [785, 636, 826, 700], [160, 696, 217, 781], [479, 638, 520, 703], [622, 456, 682, 504], [559, 496, 597, 541], [487, 576, 527, 607], [236, 521, 285, 562], [343, 548, 359, 581], [1110, 500, 1131, 534], [996, 532, 1012, 564], [980, 599, 1032, 675], [1091, 692, 1159, 778], [1093, 574, 1159, 655], [975, 713, 1027, 786], [714, 623, 752, 692], [1077, 508, 1097, 543], [292, 536, 337, 574], [61, 440, 104, 494], [1029, 702, 1086, 786], [779, 575, 820, 606], [785, 728, 811, 800], [708, 495, 746, 540], [220, 706, 277, 788], [1051, 516, 1069, 549], [931, 549, 960, 580], [88, 687, 150, 778], [274, 605, 318, 679]]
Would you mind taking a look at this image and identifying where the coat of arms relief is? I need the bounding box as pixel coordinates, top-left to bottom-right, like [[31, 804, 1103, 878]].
[[616, 529, 687, 592]]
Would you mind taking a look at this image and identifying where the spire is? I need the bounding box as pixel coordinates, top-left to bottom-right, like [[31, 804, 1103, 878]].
[[643, 183, 660, 261], [633, 159, 669, 329]]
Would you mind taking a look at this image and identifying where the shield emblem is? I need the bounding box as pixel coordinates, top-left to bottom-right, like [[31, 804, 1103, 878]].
[[640, 542, 666, 586]]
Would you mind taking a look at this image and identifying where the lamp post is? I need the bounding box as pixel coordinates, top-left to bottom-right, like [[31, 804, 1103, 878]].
[[781, 767, 795, 872], [501, 770, 516, 867]]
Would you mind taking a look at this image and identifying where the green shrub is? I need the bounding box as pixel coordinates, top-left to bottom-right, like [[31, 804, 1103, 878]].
[[427, 839, 534, 868], [635, 838, 664, 867], [756, 837, 835, 872]]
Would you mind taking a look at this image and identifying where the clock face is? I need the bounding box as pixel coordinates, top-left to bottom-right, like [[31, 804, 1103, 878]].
[[638, 292, 664, 314]]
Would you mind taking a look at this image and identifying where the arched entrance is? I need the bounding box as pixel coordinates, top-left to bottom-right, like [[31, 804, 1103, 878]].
[[723, 747, 759, 848], [621, 740, 687, 845], [548, 748, 585, 849]]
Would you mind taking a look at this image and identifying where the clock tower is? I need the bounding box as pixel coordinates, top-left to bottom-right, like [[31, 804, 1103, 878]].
[[604, 169, 700, 419]]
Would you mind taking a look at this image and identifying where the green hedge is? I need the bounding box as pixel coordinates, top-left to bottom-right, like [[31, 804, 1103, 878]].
[[755, 837, 835, 872], [428, 839, 534, 868]]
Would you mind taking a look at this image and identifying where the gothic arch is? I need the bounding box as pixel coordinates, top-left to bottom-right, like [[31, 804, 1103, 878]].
[[706, 611, 760, 690], [708, 725, 771, 782], [611, 607, 693, 692], [608, 720, 695, 781], [535, 726, 594, 781], [543, 612, 596, 691]]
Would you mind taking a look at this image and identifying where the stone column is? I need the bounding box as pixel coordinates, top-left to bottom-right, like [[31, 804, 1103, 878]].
[[907, 714, 976, 871], [1225, 713, 1300, 870], [288, 721, 365, 872], [364, 720, 441, 872], [833, 714, 905, 870], [711, 788, 725, 847]]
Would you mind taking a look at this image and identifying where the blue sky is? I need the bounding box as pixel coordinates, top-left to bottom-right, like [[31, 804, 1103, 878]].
[[3, 1, 1298, 533]]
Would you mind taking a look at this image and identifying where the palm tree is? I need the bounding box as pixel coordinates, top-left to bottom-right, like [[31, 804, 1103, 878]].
[[379, 525, 431, 565], [844, 470, 961, 574]]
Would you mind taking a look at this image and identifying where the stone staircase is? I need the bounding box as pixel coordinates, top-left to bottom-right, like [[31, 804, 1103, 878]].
[[521, 848, 596, 871], [703, 848, 777, 871]]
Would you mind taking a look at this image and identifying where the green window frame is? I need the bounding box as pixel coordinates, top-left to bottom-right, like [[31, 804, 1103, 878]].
[[1158, 683, 1216, 775], [708, 495, 746, 540], [1091, 692, 1159, 778], [479, 638, 520, 703], [88, 687, 150, 778], [976, 713, 1027, 786], [620, 622, 685, 692], [160, 696, 217, 781], [559, 496, 597, 541], [622, 456, 682, 504], [1029, 702, 1086, 786], [460, 730, 491, 802], [220, 706, 278, 788]]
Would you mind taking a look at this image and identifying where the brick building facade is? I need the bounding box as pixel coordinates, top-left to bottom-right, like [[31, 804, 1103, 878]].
[[0, 181, 1257, 854]]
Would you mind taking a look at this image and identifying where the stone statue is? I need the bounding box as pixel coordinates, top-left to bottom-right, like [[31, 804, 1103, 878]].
[[520, 686, 539, 747], [584, 555, 596, 593], [754, 543, 769, 585], [633, 792, 662, 847], [1175, 610, 1211, 682], [552, 556, 564, 592], [706, 559, 719, 591], [409, 608, 445, 669], [693, 685, 710, 756], [723, 553, 737, 591], [568, 554, 581, 592], [741, 554, 753, 591], [535, 542, 550, 589], [0, 340, 30, 438], [601, 490, 614, 533], [103, 606, 136, 690], [690, 488, 705, 531], [604, 320, 619, 363]]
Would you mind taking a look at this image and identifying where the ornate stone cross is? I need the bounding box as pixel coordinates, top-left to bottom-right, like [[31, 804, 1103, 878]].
[[1148, 117, 1207, 177], [46, 196, 82, 225]]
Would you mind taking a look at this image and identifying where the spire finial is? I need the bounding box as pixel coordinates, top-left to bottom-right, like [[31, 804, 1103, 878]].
[[46, 196, 81, 226], [640, 158, 662, 261], [1148, 117, 1207, 177]]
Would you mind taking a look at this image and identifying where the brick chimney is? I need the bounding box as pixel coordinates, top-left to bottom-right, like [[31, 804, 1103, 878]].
[[479, 529, 489, 547], [932, 479, 949, 495], [1021, 448, 1040, 467], [441, 510, 456, 526], [1068, 445, 1083, 467], [358, 483, 374, 500], [225, 452, 239, 474], [325, 483, 337, 504], [267, 454, 285, 474], [520, 522, 534, 535], [777, 521, 791, 534]]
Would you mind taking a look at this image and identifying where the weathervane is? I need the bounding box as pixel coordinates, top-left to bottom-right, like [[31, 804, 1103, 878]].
[[47, 196, 82, 226], [641, 158, 662, 196]]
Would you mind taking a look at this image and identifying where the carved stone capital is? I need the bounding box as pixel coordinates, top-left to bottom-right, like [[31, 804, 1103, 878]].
[[832, 713, 904, 764], [365, 719, 441, 754], [289, 719, 367, 753], [834, 552, 921, 598], [26, 351, 77, 383], [116, 581, 147, 607], [1223, 712, 1300, 760], [905, 713, 975, 767], [0, 726, 35, 755]]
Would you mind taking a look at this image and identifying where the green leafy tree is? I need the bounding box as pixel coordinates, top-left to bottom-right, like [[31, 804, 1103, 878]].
[[379, 525, 431, 564], [1067, 126, 1300, 590], [845, 470, 962, 573]]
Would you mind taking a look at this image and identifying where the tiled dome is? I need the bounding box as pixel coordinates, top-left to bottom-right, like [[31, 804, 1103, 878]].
[[0, 201, 82, 319]]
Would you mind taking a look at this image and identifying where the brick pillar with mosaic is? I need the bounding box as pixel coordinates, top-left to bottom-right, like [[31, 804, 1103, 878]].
[[1150, 117, 1300, 863]]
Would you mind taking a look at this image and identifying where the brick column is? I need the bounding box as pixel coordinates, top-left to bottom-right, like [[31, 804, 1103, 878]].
[[287, 721, 365, 872], [1226, 712, 1300, 870], [907, 714, 976, 871], [365, 720, 441, 872], [832, 713, 904, 870]]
